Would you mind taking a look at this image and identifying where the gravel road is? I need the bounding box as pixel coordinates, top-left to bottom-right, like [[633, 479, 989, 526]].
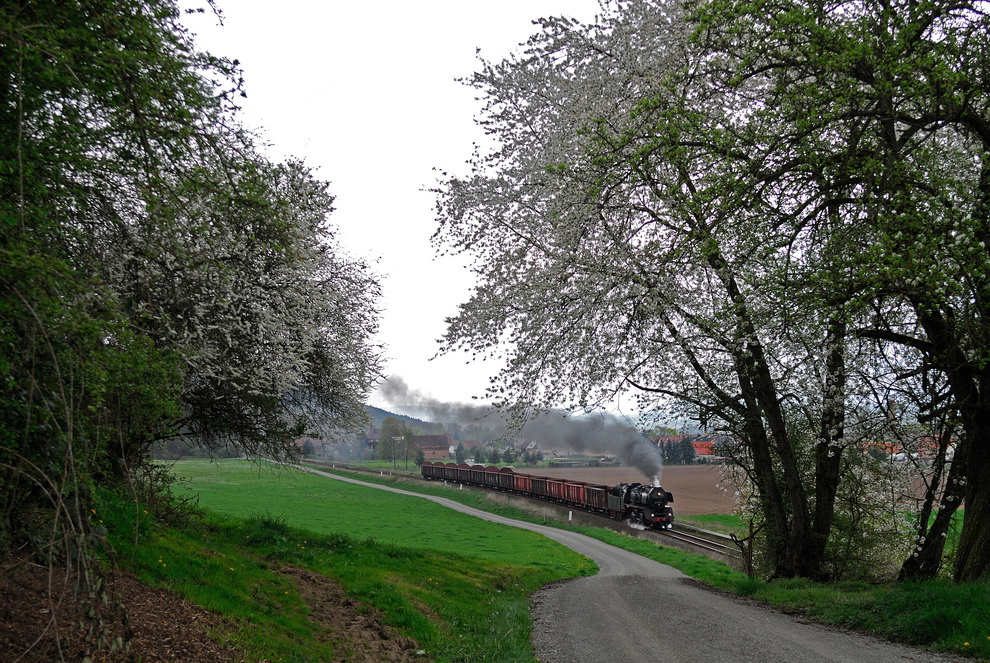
[[301, 467, 963, 663]]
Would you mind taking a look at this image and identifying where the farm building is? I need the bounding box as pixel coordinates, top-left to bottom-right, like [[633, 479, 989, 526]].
[[412, 434, 453, 460]]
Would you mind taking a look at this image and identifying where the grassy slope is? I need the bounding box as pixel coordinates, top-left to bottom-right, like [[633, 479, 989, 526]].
[[101, 459, 595, 662], [169, 459, 571, 568], [104, 459, 988, 662]]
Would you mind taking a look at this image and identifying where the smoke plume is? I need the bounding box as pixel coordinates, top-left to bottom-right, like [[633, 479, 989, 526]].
[[520, 410, 664, 482], [376, 376, 494, 422], [376, 376, 663, 482]]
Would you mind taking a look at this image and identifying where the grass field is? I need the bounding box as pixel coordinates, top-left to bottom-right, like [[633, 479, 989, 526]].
[[96, 458, 990, 662], [170, 459, 577, 569], [99, 458, 596, 662]]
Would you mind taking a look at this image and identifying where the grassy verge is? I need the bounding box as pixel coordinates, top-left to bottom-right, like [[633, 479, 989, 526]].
[[311, 462, 990, 661], [676, 513, 745, 534], [99, 460, 596, 662]]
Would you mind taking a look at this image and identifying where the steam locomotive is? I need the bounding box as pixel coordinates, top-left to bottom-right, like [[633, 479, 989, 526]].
[[420, 462, 674, 530], [608, 482, 675, 529]]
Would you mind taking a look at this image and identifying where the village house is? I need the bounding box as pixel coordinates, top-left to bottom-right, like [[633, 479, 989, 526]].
[[411, 434, 453, 460], [363, 428, 382, 457]]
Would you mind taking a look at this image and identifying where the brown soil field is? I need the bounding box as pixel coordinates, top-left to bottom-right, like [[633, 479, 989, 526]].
[[533, 464, 738, 516]]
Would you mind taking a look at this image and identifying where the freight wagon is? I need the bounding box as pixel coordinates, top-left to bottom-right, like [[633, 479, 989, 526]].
[[420, 461, 673, 529]]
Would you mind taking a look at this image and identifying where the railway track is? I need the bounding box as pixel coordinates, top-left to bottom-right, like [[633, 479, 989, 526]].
[[657, 529, 731, 554], [651, 524, 742, 566]]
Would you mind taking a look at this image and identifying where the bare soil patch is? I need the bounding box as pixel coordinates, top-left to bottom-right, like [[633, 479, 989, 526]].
[[1, 557, 421, 663], [280, 565, 421, 663], [0, 557, 240, 662]]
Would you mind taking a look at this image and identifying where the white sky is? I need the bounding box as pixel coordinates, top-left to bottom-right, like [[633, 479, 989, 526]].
[[180, 0, 603, 410]]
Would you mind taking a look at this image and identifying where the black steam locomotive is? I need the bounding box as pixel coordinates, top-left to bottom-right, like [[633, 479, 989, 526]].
[[421, 462, 674, 530], [609, 482, 675, 530]]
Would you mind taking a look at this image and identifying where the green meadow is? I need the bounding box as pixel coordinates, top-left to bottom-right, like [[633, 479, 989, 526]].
[[171, 459, 564, 567], [98, 459, 989, 662], [100, 458, 596, 662]]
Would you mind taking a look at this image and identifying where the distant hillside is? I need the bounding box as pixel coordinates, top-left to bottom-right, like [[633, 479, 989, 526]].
[[365, 405, 441, 433]]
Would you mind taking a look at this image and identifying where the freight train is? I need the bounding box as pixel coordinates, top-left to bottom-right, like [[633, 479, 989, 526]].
[[420, 461, 674, 529]]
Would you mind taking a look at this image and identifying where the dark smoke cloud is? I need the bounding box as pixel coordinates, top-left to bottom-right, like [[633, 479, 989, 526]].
[[376, 376, 664, 482], [376, 376, 494, 422], [520, 411, 664, 482]]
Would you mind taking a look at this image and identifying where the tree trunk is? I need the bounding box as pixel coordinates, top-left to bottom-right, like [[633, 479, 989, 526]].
[[898, 431, 962, 581], [952, 150, 990, 583], [914, 300, 990, 583], [736, 348, 816, 579], [899, 492, 962, 581], [709, 237, 818, 579], [809, 317, 847, 580], [740, 404, 793, 577], [954, 404, 990, 582]]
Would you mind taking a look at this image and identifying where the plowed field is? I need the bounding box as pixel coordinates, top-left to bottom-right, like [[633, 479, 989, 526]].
[[536, 464, 737, 515]]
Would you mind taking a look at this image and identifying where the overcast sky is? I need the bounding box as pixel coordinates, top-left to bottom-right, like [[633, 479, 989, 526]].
[[180, 0, 603, 411]]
